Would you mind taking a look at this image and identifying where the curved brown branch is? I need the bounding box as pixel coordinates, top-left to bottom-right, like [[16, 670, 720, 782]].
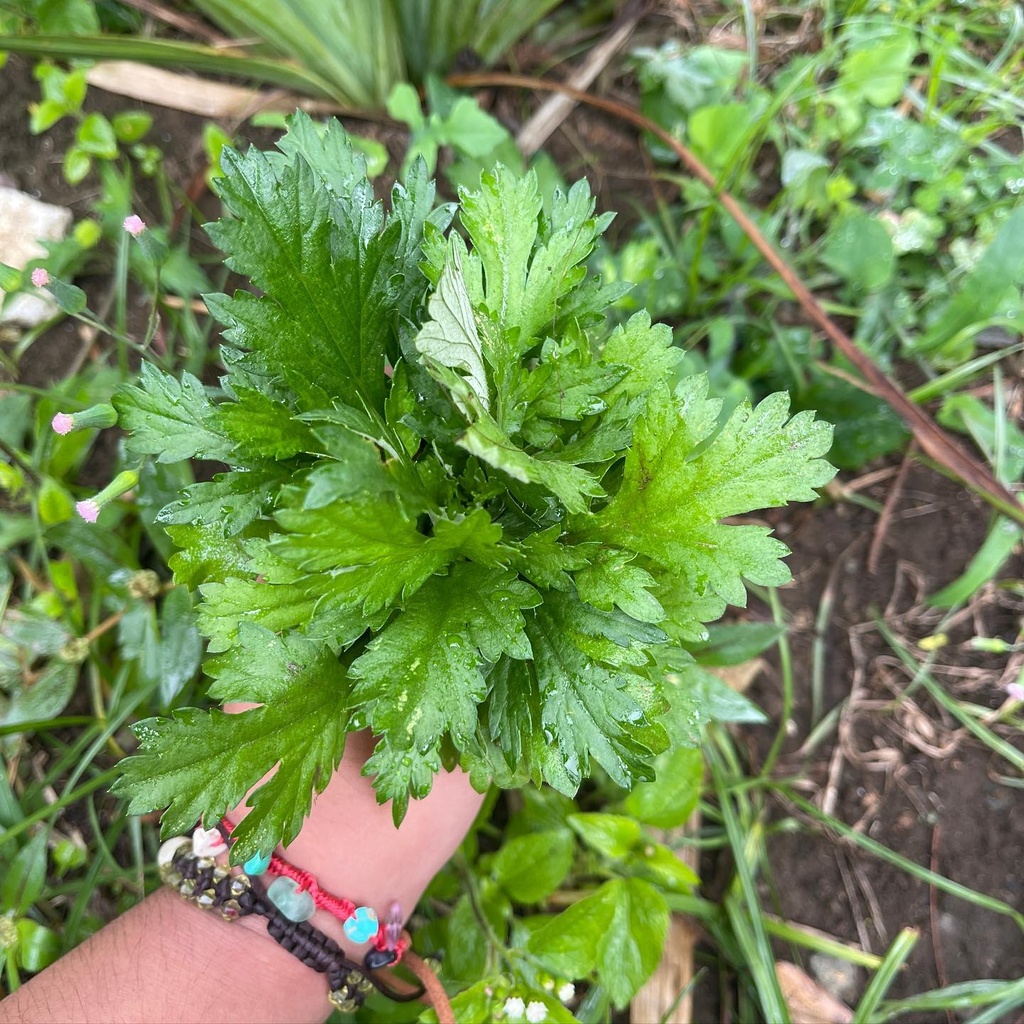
[[448, 70, 1024, 528]]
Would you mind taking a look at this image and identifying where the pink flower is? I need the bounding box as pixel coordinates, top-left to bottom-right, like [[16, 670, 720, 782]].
[[51, 412, 75, 435], [123, 214, 146, 237], [75, 500, 100, 523], [1008, 682, 1024, 702], [31, 267, 50, 287]]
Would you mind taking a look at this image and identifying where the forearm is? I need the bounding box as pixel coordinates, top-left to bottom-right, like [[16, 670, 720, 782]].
[[1, 731, 484, 1023]]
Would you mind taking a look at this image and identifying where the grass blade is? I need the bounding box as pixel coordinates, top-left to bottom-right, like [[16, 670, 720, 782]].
[[852, 928, 918, 1023]]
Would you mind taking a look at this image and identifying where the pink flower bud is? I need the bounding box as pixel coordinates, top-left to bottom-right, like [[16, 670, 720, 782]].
[[123, 214, 146, 237], [1008, 682, 1024, 702], [75, 499, 100, 523], [51, 412, 75, 435], [31, 267, 51, 287]]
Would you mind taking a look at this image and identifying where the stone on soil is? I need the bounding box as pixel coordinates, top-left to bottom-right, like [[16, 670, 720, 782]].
[[0, 187, 72, 326]]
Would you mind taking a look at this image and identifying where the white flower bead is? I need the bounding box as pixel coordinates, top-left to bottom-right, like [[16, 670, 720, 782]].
[[557, 982, 575, 1003], [525, 1001, 547, 1023], [504, 996, 526, 1020]]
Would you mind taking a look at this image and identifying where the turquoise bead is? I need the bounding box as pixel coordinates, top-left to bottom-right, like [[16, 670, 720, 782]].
[[243, 852, 271, 876], [343, 905, 379, 943], [267, 876, 316, 922]]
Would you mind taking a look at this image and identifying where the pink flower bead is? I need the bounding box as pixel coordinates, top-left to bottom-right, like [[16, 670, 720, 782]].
[[75, 499, 100, 523], [31, 267, 50, 287], [123, 214, 146, 237], [51, 412, 75, 435]]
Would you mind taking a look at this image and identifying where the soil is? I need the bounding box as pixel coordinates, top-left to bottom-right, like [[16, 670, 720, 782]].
[[715, 464, 1024, 1017], [3, 39, 1024, 1024]]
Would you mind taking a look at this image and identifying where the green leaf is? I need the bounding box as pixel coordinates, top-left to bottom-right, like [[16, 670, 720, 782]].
[[15, 920, 61, 973], [822, 210, 895, 292], [600, 312, 683, 405], [573, 548, 665, 624], [351, 564, 539, 814], [166, 523, 251, 589], [114, 639, 350, 861], [914, 208, 1024, 360], [158, 464, 290, 536], [76, 112, 118, 158], [687, 621, 785, 667], [491, 828, 575, 903], [837, 24, 917, 107], [273, 500, 504, 616], [218, 388, 317, 459], [62, 145, 91, 184], [457, 399, 603, 514], [206, 115, 433, 412], [415, 245, 490, 411], [524, 592, 668, 793], [687, 102, 752, 172], [568, 813, 641, 860], [112, 110, 152, 143], [114, 362, 233, 463], [528, 878, 668, 1007], [2, 831, 48, 915], [631, 841, 699, 893], [624, 746, 703, 829], [593, 381, 835, 639], [158, 586, 202, 704]]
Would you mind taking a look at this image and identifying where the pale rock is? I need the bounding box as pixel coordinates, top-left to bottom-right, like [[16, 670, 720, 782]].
[[0, 187, 73, 326]]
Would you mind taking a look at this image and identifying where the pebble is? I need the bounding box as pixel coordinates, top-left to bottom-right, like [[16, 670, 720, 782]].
[[809, 953, 861, 1005], [0, 187, 72, 326]]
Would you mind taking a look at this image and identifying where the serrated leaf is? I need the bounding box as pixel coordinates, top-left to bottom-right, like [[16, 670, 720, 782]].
[[218, 387, 316, 459], [165, 522, 251, 589], [351, 564, 539, 816], [458, 400, 603, 514], [273, 500, 504, 615], [206, 118, 438, 413], [573, 548, 665, 623], [197, 576, 320, 654], [601, 311, 683, 404], [114, 644, 350, 862], [157, 464, 291, 535], [525, 592, 668, 793], [206, 623, 326, 704], [114, 362, 233, 463], [592, 380, 835, 637], [528, 878, 668, 1007], [158, 585, 202, 704], [415, 245, 490, 412]]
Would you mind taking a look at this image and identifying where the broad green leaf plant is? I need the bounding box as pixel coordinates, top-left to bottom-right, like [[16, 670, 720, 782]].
[[111, 115, 835, 863]]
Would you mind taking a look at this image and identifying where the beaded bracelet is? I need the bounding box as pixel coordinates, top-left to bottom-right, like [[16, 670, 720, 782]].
[[159, 833, 424, 1014], [219, 817, 409, 961]]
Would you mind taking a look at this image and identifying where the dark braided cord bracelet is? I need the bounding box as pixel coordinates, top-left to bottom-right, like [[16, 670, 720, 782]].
[[158, 835, 425, 1014]]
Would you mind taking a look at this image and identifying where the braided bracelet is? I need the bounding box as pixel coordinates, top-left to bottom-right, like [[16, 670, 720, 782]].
[[219, 817, 409, 961], [159, 833, 424, 1014]]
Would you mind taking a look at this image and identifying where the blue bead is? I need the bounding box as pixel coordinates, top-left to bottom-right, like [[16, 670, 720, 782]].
[[344, 905, 379, 944], [267, 877, 316, 922], [243, 852, 271, 876]]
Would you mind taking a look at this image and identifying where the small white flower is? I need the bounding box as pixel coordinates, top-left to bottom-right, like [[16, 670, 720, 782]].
[[504, 996, 526, 1021], [525, 1001, 547, 1023], [557, 982, 575, 1003]]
